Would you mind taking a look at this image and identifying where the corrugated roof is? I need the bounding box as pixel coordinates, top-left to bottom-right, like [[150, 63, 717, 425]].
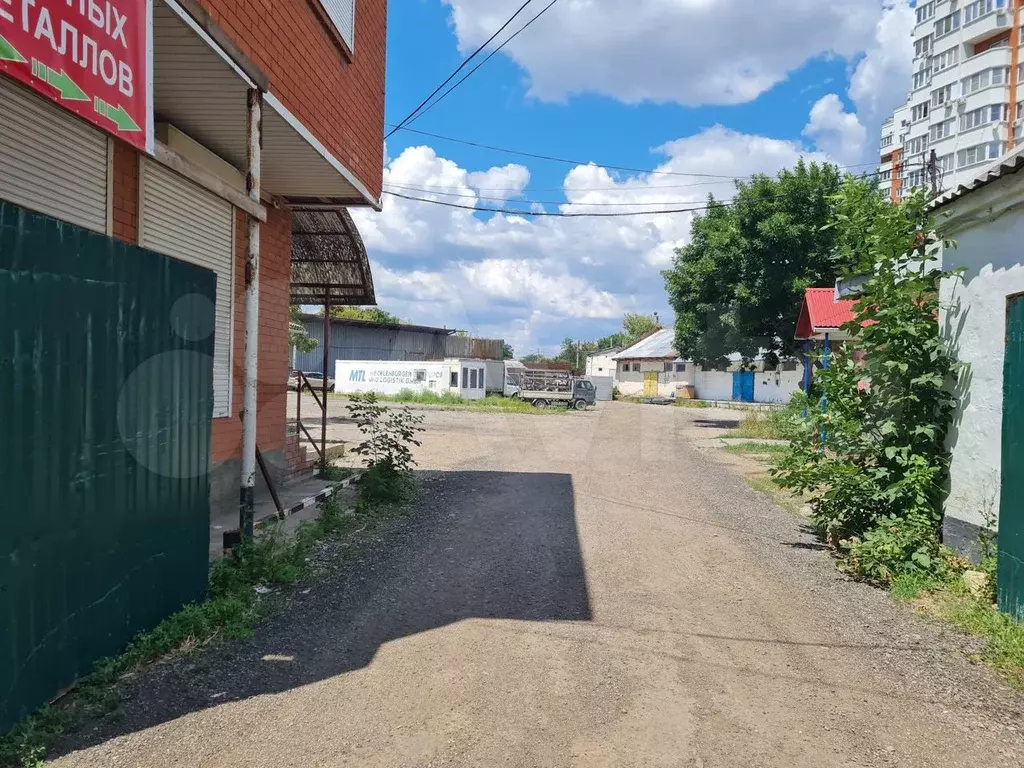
[[612, 329, 677, 360], [930, 143, 1024, 211], [795, 288, 858, 338]]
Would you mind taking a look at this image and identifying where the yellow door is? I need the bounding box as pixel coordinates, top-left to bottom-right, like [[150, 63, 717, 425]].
[[643, 371, 658, 397]]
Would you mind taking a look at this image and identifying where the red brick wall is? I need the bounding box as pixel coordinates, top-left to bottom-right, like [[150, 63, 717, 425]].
[[195, 0, 386, 200], [111, 142, 139, 243], [210, 206, 293, 463]]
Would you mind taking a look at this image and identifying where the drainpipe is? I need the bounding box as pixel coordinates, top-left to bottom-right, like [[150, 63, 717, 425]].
[[240, 88, 263, 538]]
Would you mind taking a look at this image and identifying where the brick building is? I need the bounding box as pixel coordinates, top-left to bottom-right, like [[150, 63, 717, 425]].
[[0, 0, 386, 727]]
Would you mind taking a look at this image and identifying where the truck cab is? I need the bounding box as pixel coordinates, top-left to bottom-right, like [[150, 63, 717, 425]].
[[503, 376, 521, 398], [572, 379, 597, 408]]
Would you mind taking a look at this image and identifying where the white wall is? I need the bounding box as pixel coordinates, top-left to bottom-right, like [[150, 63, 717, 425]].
[[615, 360, 692, 396], [585, 353, 619, 378], [940, 176, 1024, 532], [695, 370, 734, 401], [755, 369, 804, 404], [333, 359, 487, 400]]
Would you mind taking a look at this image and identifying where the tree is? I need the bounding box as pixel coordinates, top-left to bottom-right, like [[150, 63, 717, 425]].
[[327, 305, 402, 324], [289, 305, 318, 354], [502, 342, 514, 360], [621, 313, 661, 344], [664, 160, 847, 365]]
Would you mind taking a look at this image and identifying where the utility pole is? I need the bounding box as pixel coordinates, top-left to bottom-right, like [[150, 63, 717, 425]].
[[927, 149, 939, 197]]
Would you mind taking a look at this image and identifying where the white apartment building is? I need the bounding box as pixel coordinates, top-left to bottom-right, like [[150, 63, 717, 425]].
[[878, 0, 1022, 199]]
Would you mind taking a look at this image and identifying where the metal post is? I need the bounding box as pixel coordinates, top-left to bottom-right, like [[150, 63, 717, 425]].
[[239, 87, 263, 538], [802, 339, 810, 417], [821, 333, 830, 448], [321, 296, 331, 464]]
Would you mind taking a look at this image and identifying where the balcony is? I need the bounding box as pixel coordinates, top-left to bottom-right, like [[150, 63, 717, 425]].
[[962, 8, 1011, 46]]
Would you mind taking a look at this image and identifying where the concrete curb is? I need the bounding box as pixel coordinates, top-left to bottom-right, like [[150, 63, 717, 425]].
[[256, 471, 363, 526]]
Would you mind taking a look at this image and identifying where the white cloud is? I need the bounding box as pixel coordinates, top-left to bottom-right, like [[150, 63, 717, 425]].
[[803, 94, 867, 167], [801, 1, 914, 165], [351, 127, 835, 349], [444, 0, 881, 106], [466, 164, 531, 201]]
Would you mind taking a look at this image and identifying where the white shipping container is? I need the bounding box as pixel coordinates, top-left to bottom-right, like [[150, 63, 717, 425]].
[[334, 359, 488, 400]]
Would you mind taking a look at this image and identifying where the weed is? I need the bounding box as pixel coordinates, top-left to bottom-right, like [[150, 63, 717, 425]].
[[733, 408, 792, 440], [721, 441, 789, 456], [890, 572, 941, 600], [316, 464, 357, 482], [675, 399, 711, 408], [930, 589, 1024, 687]]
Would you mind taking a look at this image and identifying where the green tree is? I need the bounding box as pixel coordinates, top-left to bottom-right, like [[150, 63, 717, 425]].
[[502, 342, 514, 360], [289, 305, 318, 354], [621, 312, 661, 344], [327, 306, 402, 324], [664, 160, 847, 364]]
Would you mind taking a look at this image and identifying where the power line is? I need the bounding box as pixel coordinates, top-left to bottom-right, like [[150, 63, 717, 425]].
[[383, 184, 733, 207], [384, 0, 536, 140], [388, 124, 903, 180], [383, 189, 733, 217], [404, 0, 563, 128]]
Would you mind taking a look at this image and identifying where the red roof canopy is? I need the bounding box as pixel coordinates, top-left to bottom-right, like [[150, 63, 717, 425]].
[[795, 288, 859, 340]]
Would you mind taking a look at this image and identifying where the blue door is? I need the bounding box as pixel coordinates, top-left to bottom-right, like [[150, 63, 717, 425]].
[[732, 371, 755, 402]]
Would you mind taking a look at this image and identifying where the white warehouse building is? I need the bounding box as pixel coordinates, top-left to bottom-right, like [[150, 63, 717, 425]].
[[879, 0, 1023, 200]]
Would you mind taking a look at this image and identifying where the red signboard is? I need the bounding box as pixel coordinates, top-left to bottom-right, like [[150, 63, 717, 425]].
[[0, 0, 152, 153]]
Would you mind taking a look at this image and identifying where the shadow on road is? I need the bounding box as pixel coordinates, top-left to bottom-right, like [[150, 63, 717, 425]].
[[50, 470, 591, 758], [690, 418, 741, 431]]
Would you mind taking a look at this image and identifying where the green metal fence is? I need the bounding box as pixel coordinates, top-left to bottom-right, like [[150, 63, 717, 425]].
[[0, 201, 215, 731], [1000, 294, 1024, 620]]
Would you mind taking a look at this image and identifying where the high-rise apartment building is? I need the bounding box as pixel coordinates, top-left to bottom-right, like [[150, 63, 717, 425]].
[[879, 0, 1022, 200]]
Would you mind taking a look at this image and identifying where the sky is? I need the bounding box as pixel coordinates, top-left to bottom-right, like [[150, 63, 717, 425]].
[[350, 0, 916, 357]]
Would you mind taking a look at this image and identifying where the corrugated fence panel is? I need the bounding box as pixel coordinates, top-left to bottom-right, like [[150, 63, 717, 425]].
[[0, 201, 215, 732]]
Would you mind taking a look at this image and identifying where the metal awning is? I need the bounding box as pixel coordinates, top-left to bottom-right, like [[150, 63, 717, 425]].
[[152, 0, 378, 207], [290, 207, 375, 306]]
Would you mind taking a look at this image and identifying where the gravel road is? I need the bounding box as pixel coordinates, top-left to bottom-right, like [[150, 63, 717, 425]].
[[52, 402, 1024, 767]]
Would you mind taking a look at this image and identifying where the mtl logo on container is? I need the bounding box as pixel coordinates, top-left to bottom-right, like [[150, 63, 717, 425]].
[[349, 370, 365, 382]]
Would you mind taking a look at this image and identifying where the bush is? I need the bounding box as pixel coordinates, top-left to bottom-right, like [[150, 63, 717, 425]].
[[771, 185, 962, 584]]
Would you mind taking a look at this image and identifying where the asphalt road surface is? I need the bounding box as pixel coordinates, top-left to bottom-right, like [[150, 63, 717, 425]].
[[52, 403, 1024, 767]]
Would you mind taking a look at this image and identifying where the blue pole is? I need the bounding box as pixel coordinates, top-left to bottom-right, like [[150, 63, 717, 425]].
[[821, 333, 830, 448]]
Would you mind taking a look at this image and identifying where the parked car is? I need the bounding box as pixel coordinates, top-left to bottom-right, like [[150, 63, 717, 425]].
[[289, 370, 335, 392]]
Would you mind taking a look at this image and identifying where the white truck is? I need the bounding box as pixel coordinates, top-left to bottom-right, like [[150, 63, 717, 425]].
[[507, 368, 596, 410]]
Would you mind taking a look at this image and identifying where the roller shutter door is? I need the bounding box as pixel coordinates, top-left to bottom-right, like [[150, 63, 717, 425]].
[[140, 159, 235, 418], [0, 77, 109, 233]]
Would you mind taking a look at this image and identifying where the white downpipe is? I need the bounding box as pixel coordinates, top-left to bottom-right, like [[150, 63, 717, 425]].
[[240, 87, 262, 536]]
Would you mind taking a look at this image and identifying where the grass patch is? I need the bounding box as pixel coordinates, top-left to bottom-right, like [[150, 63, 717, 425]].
[[890, 572, 942, 601], [927, 587, 1024, 686], [733, 408, 790, 440], [675, 399, 711, 408], [0, 493, 398, 768], [335, 390, 558, 414], [317, 463, 358, 482], [721, 441, 789, 456]]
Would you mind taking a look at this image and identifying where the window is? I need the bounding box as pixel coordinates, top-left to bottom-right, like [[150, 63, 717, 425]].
[[960, 103, 1006, 131], [621, 363, 630, 373], [907, 135, 929, 155], [881, 134, 893, 147], [930, 119, 954, 141], [934, 11, 961, 39], [915, 34, 933, 57], [964, 0, 1004, 24], [462, 367, 468, 387], [911, 101, 930, 122], [932, 46, 959, 73], [675, 363, 686, 372], [938, 153, 955, 172], [957, 141, 1006, 167], [906, 167, 926, 188], [316, 0, 356, 52], [917, 1, 935, 23], [414, 369, 426, 382], [913, 68, 932, 90], [879, 169, 892, 181], [663, 361, 673, 372], [632, 363, 641, 372], [450, 371, 459, 387], [931, 84, 953, 107], [961, 68, 1008, 95]]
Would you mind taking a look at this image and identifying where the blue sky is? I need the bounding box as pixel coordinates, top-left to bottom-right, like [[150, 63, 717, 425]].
[[351, 0, 914, 356]]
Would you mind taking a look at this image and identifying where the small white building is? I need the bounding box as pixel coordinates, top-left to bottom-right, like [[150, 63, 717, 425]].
[[584, 347, 623, 377], [610, 329, 803, 403], [933, 146, 1024, 610], [334, 359, 488, 400]]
